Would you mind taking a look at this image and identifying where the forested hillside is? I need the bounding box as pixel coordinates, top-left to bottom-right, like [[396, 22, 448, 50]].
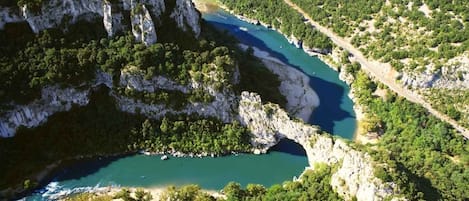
[[219, 0, 469, 200], [289, 0, 469, 130], [219, 0, 332, 51], [0, 13, 286, 196]]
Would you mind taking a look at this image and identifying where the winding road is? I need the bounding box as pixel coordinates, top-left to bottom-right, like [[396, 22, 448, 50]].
[[283, 0, 469, 138]]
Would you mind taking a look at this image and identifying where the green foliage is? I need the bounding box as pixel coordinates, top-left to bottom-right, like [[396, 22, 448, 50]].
[[289, 0, 469, 74], [0, 20, 236, 105], [22, 179, 33, 190], [0, 87, 144, 190], [421, 89, 469, 128], [234, 47, 287, 108], [131, 116, 251, 155], [351, 70, 469, 200], [221, 164, 341, 201], [160, 185, 216, 201], [64, 192, 113, 201], [115, 87, 214, 110], [219, 0, 332, 50], [114, 188, 152, 201]]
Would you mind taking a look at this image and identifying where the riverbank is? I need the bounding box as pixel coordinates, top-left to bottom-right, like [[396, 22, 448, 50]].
[[0, 152, 136, 200], [238, 44, 320, 122], [60, 186, 225, 201], [205, 0, 366, 143], [315, 51, 377, 144], [283, 0, 469, 138]]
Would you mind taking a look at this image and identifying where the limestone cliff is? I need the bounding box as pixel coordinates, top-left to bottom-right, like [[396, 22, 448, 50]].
[[238, 92, 402, 201], [0, 64, 236, 137], [0, 0, 201, 45], [131, 4, 157, 45], [116, 66, 236, 123], [0, 86, 89, 137], [171, 0, 201, 37], [399, 54, 469, 89]]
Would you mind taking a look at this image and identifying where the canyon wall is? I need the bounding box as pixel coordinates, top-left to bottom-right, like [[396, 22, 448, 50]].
[[0, 0, 200, 45], [238, 92, 401, 201]]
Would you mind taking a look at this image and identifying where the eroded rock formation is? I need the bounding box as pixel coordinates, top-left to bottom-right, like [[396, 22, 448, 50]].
[[0, 0, 201, 45], [238, 92, 401, 201]]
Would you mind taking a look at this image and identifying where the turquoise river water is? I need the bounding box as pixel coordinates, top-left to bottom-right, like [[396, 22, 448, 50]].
[[24, 9, 356, 200]]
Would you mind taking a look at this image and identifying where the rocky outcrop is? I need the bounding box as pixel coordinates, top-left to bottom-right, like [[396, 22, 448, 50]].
[[238, 44, 320, 121], [131, 4, 157, 45], [0, 0, 201, 44], [287, 34, 302, 49], [0, 86, 89, 137], [116, 67, 236, 123], [238, 92, 400, 201], [0, 7, 23, 29], [171, 0, 201, 37], [120, 66, 189, 93], [103, 1, 125, 37], [399, 55, 469, 89], [20, 0, 103, 33], [116, 88, 236, 123]]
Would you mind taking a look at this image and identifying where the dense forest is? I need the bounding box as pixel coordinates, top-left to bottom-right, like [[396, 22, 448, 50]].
[[159, 164, 341, 201], [219, 0, 333, 51], [289, 0, 469, 127], [0, 14, 290, 196], [290, 0, 469, 65], [0, 19, 238, 106], [339, 54, 469, 200]]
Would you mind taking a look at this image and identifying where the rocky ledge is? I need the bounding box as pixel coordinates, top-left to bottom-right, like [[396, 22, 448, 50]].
[[238, 92, 402, 201], [0, 0, 201, 45]]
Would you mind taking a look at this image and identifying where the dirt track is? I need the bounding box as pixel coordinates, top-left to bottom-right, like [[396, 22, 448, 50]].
[[283, 0, 469, 138]]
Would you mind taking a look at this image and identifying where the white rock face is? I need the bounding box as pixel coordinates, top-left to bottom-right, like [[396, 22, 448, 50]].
[[131, 4, 157, 45], [238, 92, 399, 200], [20, 0, 104, 33], [120, 66, 189, 93], [141, 0, 166, 23], [0, 7, 23, 29], [0, 86, 89, 137], [0, 0, 201, 45], [171, 0, 201, 37], [400, 54, 469, 89], [238, 44, 320, 121], [116, 68, 236, 123], [288, 34, 302, 49], [103, 1, 125, 37], [116, 88, 236, 123]]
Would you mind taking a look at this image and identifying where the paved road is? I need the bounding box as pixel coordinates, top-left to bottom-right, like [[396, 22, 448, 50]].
[[284, 0, 469, 138]]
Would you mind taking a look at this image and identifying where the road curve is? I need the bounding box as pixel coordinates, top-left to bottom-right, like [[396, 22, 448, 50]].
[[283, 0, 469, 138]]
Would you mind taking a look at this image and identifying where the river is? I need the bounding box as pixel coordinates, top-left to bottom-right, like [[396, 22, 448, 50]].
[[23, 7, 356, 201]]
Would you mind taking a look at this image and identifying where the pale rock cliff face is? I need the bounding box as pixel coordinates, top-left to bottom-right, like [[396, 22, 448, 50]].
[[103, 1, 125, 37], [140, 0, 166, 23], [287, 34, 302, 49], [120, 66, 189, 93], [20, 0, 104, 33], [0, 86, 89, 137], [0, 7, 23, 29], [171, 0, 201, 37], [131, 4, 157, 45], [238, 92, 399, 201], [399, 54, 469, 89], [238, 44, 320, 122], [116, 68, 236, 123], [0, 0, 201, 44], [116, 88, 236, 123]]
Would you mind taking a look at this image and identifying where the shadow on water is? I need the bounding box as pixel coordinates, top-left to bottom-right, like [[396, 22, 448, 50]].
[[207, 20, 354, 135], [53, 155, 124, 182], [270, 139, 306, 157]]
